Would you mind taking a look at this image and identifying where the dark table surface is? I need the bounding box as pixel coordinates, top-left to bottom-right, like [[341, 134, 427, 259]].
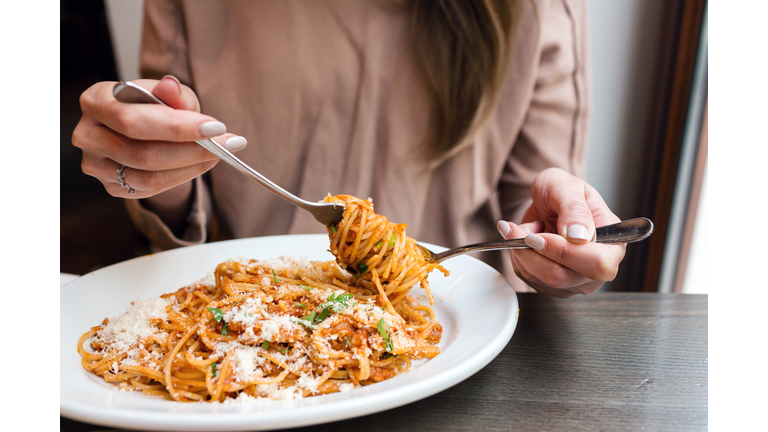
[[61, 292, 708, 431]]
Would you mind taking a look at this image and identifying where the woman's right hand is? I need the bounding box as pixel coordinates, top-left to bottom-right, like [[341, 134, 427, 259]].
[[72, 76, 247, 199]]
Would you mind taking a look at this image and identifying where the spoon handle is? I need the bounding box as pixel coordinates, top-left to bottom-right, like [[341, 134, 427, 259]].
[[433, 217, 653, 263]]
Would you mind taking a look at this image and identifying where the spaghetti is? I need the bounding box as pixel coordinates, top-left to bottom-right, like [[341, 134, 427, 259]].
[[324, 194, 449, 310], [79, 195, 447, 403]]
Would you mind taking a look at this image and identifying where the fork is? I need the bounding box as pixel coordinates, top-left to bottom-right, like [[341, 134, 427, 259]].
[[112, 81, 345, 226], [416, 217, 654, 263]]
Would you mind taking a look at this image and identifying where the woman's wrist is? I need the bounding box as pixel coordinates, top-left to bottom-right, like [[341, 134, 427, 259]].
[[141, 181, 194, 237]]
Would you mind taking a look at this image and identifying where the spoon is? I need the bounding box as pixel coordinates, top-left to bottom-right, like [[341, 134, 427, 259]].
[[417, 217, 654, 263], [112, 81, 346, 226]]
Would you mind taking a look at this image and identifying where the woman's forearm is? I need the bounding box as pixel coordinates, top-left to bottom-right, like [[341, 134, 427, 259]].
[[141, 181, 194, 237]]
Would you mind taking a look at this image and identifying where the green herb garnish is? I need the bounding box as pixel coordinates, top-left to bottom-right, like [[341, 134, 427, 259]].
[[221, 322, 228, 335], [296, 311, 319, 330], [281, 347, 289, 354], [300, 285, 312, 291], [296, 320, 316, 330], [262, 340, 270, 350], [378, 318, 393, 352], [317, 293, 354, 312], [272, 269, 279, 284], [211, 363, 217, 378], [296, 293, 356, 329], [316, 308, 331, 323], [295, 302, 306, 308], [207, 307, 224, 323], [304, 311, 318, 323], [331, 224, 336, 233], [376, 240, 382, 248], [357, 262, 369, 275], [388, 233, 396, 248]]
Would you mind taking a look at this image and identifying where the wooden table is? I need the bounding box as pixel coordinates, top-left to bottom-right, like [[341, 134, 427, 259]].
[[61, 293, 708, 431]]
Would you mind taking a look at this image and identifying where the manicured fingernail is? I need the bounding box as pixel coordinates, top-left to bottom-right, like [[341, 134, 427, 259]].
[[223, 135, 247, 152], [161, 75, 181, 94], [567, 224, 590, 241], [525, 233, 545, 251], [199, 121, 227, 137], [497, 220, 511, 238]]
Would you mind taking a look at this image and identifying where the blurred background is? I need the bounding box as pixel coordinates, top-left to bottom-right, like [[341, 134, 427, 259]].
[[60, 0, 708, 294]]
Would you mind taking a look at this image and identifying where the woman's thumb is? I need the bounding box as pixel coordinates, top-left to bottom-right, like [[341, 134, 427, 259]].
[[553, 190, 595, 244], [151, 75, 190, 110]]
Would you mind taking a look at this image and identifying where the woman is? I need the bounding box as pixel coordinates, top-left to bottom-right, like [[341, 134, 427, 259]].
[[72, 0, 624, 298]]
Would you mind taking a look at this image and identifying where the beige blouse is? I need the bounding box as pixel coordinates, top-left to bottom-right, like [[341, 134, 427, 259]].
[[126, 0, 590, 292]]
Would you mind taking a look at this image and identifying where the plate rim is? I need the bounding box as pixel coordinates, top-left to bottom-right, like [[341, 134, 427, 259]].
[[60, 234, 518, 431]]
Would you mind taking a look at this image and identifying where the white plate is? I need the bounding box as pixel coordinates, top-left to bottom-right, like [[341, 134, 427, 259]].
[[61, 235, 518, 431]]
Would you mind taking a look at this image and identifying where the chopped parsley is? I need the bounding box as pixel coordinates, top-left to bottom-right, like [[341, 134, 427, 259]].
[[221, 322, 228, 335], [316, 308, 331, 323], [262, 340, 270, 350], [357, 262, 369, 275], [331, 224, 336, 233], [298, 311, 317, 329], [272, 270, 279, 284], [211, 363, 217, 378], [317, 292, 354, 312], [296, 311, 318, 330], [378, 318, 394, 352], [296, 319, 317, 330], [295, 293, 356, 330], [388, 233, 396, 248], [376, 240, 382, 248], [300, 285, 312, 291], [206, 307, 224, 323], [295, 302, 306, 308]]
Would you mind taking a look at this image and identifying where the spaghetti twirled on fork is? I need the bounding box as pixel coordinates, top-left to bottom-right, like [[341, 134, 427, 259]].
[[324, 194, 449, 310]]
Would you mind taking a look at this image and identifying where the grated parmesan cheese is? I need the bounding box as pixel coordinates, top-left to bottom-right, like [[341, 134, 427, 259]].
[[231, 344, 266, 382], [297, 373, 321, 393], [256, 383, 302, 400], [97, 297, 170, 354], [197, 270, 217, 289]]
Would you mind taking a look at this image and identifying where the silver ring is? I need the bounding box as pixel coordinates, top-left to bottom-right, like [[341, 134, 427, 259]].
[[117, 165, 135, 194]]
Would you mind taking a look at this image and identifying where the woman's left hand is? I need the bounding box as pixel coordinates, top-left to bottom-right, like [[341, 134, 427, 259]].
[[497, 168, 626, 298]]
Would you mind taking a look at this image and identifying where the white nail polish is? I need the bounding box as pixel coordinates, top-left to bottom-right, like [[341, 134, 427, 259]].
[[567, 224, 590, 241], [223, 136, 248, 152], [497, 220, 511, 238], [525, 233, 545, 251], [199, 121, 227, 137]]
